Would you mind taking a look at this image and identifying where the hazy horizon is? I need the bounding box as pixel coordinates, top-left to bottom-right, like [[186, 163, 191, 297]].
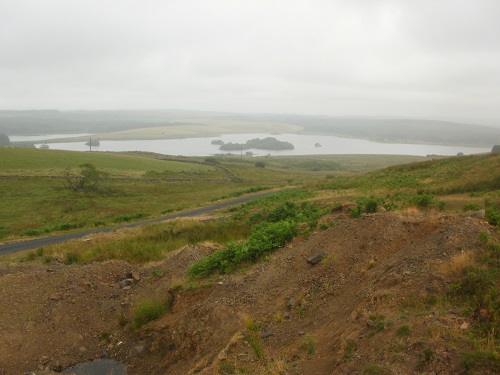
[[1, 1, 500, 121]]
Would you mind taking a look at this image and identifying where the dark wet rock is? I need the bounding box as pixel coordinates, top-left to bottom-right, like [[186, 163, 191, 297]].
[[307, 252, 327, 265]]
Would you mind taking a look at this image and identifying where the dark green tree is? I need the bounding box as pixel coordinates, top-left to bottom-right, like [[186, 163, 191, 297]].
[[492, 145, 500, 153], [0, 133, 11, 146], [63, 163, 109, 192]]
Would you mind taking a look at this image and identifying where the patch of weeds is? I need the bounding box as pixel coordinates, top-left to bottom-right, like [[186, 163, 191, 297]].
[[248, 335, 266, 362], [189, 219, 298, 278], [407, 193, 435, 209], [387, 342, 408, 353], [274, 313, 283, 323], [219, 362, 236, 375], [244, 317, 265, 362], [396, 325, 412, 337], [170, 283, 183, 293], [479, 230, 490, 244], [368, 315, 386, 335], [367, 259, 376, 270], [319, 220, 337, 231], [343, 339, 358, 361], [300, 334, 317, 358], [463, 203, 482, 212], [21, 229, 45, 237], [297, 306, 306, 318], [449, 266, 494, 306], [23, 251, 37, 262], [245, 317, 262, 332], [425, 295, 438, 307], [375, 321, 386, 332], [460, 350, 500, 373], [132, 298, 165, 328], [420, 347, 435, 364], [148, 269, 161, 280], [99, 332, 110, 342], [113, 212, 149, 223], [117, 313, 127, 327], [64, 251, 81, 264], [485, 201, 500, 226], [437, 200, 447, 211], [93, 220, 107, 227], [363, 364, 387, 374]]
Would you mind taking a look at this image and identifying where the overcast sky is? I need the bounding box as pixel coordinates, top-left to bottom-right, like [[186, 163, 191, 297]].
[[1, 0, 499, 120]]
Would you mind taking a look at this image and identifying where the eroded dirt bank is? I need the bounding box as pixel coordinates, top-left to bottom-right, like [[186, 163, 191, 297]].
[[0, 211, 495, 374]]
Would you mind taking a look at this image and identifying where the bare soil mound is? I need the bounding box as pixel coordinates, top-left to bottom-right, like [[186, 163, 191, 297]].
[[0, 211, 495, 374]]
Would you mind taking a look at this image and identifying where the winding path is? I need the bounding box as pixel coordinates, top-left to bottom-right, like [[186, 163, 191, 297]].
[[0, 189, 286, 256]]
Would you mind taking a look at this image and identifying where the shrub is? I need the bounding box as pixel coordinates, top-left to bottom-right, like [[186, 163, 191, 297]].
[[255, 161, 265, 168], [449, 267, 494, 306], [485, 204, 500, 226], [408, 193, 435, 208], [189, 220, 298, 277], [204, 156, 219, 164], [132, 298, 165, 328], [63, 163, 109, 192]]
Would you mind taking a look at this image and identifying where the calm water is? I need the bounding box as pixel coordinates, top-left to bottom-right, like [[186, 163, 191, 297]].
[[26, 133, 489, 156]]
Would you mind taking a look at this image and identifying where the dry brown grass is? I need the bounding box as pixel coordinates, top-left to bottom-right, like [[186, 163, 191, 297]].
[[439, 250, 476, 277]]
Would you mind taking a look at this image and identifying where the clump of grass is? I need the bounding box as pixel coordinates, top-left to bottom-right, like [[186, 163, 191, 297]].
[[440, 250, 476, 277], [132, 298, 166, 328], [64, 251, 81, 264], [363, 364, 387, 374], [21, 229, 45, 237], [343, 339, 358, 361], [300, 334, 317, 358], [113, 212, 149, 223], [396, 325, 412, 337], [244, 317, 265, 362], [461, 350, 500, 373], [245, 317, 262, 332], [463, 203, 482, 212], [407, 193, 436, 209]]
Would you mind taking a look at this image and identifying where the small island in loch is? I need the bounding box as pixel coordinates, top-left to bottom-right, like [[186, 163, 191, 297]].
[[219, 137, 294, 151]]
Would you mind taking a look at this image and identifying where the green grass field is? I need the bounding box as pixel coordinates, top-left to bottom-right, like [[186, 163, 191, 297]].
[[1, 147, 498, 243]]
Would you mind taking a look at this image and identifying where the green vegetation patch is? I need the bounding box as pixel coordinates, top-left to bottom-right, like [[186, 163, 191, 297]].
[[189, 219, 297, 277], [132, 298, 166, 328]]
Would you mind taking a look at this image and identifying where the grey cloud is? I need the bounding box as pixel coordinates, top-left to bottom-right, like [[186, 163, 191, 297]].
[[0, 0, 499, 120]]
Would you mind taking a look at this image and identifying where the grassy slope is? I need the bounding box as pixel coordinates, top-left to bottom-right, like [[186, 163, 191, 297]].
[[1, 147, 497, 242], [0, 148, 215, 176], [314, 153, 500, 194]]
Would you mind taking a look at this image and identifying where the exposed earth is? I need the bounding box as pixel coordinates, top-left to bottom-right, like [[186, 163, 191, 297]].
[[0, 208, 496, 374]]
